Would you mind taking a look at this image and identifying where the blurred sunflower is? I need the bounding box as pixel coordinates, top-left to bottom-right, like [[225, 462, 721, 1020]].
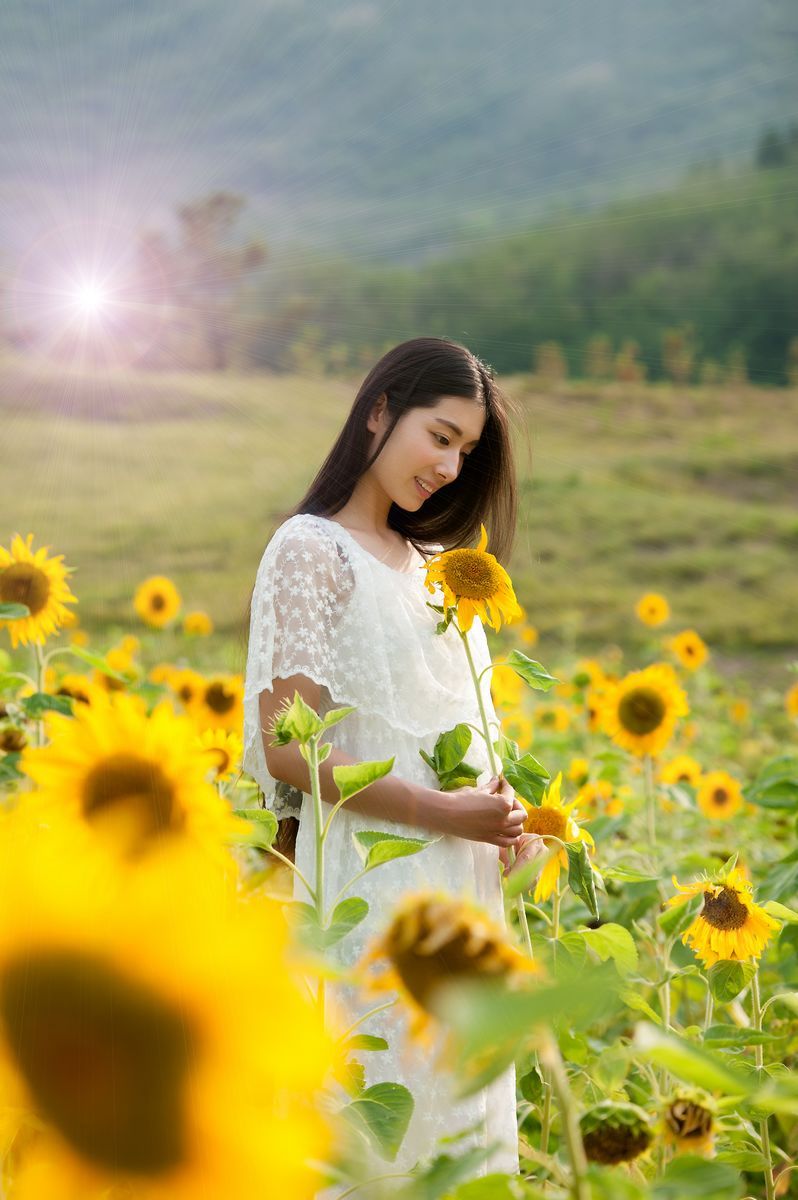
[[575, 779, 623, 818], [566, 757, 590, 786], [53, 672, 102, 709], [170, 667, 206, 710], [520, 773, 594, 902], [0, 533, 78, 649], [183, 610, 214, 637], [729, 699, 750, 724], [361, 891, 536, 1043], [134, 575, 181, 629], [584, 688, 604, 732], [501, 712, 534, 750], [93, 645, 138, 694], [69, 628, 90, 648], [423, 524, 523, 633], [536, 703, 571, 733], [668, 629, 709, 671], [490, 662, 524, 711], [0, 814, 332, 1199], [696, 770, 744, 820], [520, 624, 539, 646], [580, 1101, 653, 1165], [20, 691, 246, 863], [0, 725, 27, 754], [190, 674, 244, 735], [574, 658, 607, 689], [635, 593, 670, 628], [662, 1092, 715, 1157], [599, 663, 688, 758], [197, 729, 243, 783], [659, 754, 703, 786], [785, 681, 798, 721], [667, 865, 780, 967], [149, 662, 178, 687]]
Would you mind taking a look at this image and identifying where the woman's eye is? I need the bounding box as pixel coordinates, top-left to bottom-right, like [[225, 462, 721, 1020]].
[[434, 433, 449, 446]]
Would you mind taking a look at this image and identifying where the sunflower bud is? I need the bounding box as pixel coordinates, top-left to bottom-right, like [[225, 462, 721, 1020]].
[[0, 725, 27, 754], [269, 692, 323, 746], [580, 1101, 653, 1165]]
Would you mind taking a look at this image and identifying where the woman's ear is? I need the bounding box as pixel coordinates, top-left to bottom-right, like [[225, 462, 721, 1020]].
[[366, 393, 388, 434]]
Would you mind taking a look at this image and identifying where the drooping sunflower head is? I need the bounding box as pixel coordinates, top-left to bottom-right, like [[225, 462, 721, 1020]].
[[0, 816, 333, 1198], [599, 662, 689, 759], [133, 574, 182, 629], [668, 865, 780, 968], [668, 629, 709, 672], [662, 1090, 716, 1156], [580, 1101, 653, 1165], [697, 770, 744, 821], [0, 725, 27, 754], [635, 592, 670, 627], [20, 691, 246, 863], [423, 525, 523, 633], [0, 533, 78, 650]]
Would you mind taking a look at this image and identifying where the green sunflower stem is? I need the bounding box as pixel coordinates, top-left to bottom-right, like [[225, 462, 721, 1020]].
[[751, 969, 775, 1200], [304, 737, 326, 1022], [33, 641, 45, 747], [643, 754, 657, 847], [538, 1032, 589, 1200], [458, 623, 534, 960]]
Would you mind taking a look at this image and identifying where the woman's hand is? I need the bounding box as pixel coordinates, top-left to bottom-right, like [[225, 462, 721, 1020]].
[[498, 832, 547, 885], [441, 775, 527, 847]]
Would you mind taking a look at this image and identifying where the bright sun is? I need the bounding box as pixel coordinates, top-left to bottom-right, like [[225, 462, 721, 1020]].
[[71, 281, 108, 317]]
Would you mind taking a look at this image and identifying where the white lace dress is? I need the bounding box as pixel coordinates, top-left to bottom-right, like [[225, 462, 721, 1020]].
[[243, 512, 519, 1178]]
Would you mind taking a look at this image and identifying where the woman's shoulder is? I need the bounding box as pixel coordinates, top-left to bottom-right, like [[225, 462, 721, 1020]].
[[260, 513, 355, 585]]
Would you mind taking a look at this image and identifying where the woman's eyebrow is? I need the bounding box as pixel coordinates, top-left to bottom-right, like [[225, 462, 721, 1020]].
[[432, 417, 480, 448]]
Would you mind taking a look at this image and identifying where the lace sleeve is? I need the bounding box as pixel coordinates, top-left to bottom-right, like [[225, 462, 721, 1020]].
[[242, 516, 355, 819]]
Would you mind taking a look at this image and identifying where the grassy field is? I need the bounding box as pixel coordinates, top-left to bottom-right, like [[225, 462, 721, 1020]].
[[2, 355, 796, 687]]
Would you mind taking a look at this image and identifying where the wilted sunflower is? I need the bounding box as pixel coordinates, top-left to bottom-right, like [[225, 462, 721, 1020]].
[[423, 524, 523, 633], [0, 533, 77, 649], [189, 674, 244, 734], [197, 728, 243, 782], [697, 770, 744, 821], [667, 865, 780, 968], [133, 575, 181, 629], [599, 662, 688, 758], [0, 813, 332, 1199], [361, 892, 536, 1042], [635, 592, 670, 627], [20, 691, 247, 863], [580, 1101, 653, 1165], [662, 1091, 715, 1157], [521, 773, 594, 902], [183, 610, 214, 636], [659, 754, 703, 786], [669, 629, 709, 671]]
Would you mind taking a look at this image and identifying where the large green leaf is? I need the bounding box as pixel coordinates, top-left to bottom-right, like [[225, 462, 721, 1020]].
[[633, 1023, 752, 1095], [745, 756, 798, 810], [334, 758, 394, 802], [763, 899, 798, 923], [21, 692, 74, 719], [341, 1082, 414, 1162], [233, 807, 278, 848], [502, 753, 549, 805], [323, 897, 369, 947], [651, 1155, 742, 1199], [566, 841, 599, 920], [437, 724, 473, 772], [707, 960, 756, 1003], [579, 923, 638, 976], [504, 651, 559, 692], [353, 830, 435, 872], [704, 1025, 783, 1048]]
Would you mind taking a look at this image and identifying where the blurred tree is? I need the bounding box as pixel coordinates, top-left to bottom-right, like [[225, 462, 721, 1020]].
[[534, 341, 567, 383], [756, 126, 789, 169], [726, 345, 748, 385], [661, 324, 696, 385], [615, 340, 646, 382], [583, 334, 613, 380], [786, 337, 798, 387]]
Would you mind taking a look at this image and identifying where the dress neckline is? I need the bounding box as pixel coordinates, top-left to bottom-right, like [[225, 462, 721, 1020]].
[[314, 516, 428, 578]]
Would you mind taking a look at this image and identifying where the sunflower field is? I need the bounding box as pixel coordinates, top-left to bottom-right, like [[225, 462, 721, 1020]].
[[1, 519, 797, 1200]]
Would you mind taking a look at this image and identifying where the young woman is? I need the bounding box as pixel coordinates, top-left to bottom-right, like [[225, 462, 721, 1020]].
[[243, 337, 542, 1180]]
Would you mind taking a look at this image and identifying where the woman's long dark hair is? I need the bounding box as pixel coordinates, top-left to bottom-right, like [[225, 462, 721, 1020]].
[[241, 337, 522, 861], [287, 336, 519, 562]]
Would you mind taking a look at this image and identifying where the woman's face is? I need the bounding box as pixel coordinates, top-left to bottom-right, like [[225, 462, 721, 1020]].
[[367, 394, 486, 511]]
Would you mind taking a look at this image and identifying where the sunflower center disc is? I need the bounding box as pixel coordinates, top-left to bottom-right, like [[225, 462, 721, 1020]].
[[0, 950, 193, 1173], [442, 550, 501, 600], [712, 788, 729, 806], [701, 886, 749, 930], [205, 683, 235, 714], [390, 905, 506, 1012], [0, 563, 50, 615], [618, 686, 666, 735], [82, 753, 183, 844], [524, 805, 567, 840]]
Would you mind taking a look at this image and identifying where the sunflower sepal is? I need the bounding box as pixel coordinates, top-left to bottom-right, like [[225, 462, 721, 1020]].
[[504, 650, 560, 693]]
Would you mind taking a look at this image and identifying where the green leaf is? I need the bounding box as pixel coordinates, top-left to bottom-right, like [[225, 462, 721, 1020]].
[[566, 841, 599, 920], [763, 899, 798, 923], [334, 758, 394, 803], [601, 864, 658, 883], [651, 1154, 743, 1199], [21, 692, 74, 719], [707, 960, 756, 1003], [502, 753, 549, 805], [0, 603, 30, 619], [580, 923, 638, 976], [233, 807, 278, 849], [63, 645, 129, 680], [633, 1023, 752, 1095], [746, 756, 798, 810], [438, 763, 481, 791], [341, 1081, 414, 1161], [320, 704, 357, 731], [504, 650, 559, 692], [0, 754, 24, 785], [501, 856, 544, 899], [704, 1025, 783, 1048], [400, 1148, 499, 1200], [344, 1034, 388, 1052], [621, 989, 662, 1025], [353, 830, 434, 872], [436, 724, 473, 773], [0, 671, 34, 692], [323, 897, 369, 947]]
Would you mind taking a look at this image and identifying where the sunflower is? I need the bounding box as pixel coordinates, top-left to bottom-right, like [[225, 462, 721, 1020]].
[[635, 592, 670, 628], [696, 770, 744, 820], [598, 662, 688, 759], [361, 892, 536, 1043], [68, 628, 90, 648], [566, 757, 590, 786], [520, 773, 594, 902], [169, 666, 206, 710], [501, 711, 534, 750], [183, 610, 214, 636], [423, 524, 523, 633], [20, 691, 247, 863], [580, 1101, 653, 1165], [0, 534, 78, 650], [667, 865, 780, 968], [92, 645, 139, 694], [729, 699, 750, 724], [662, 1091, 715, 1157], [520, 624, 539, 646], [0, 813, 332, 1199], [659, 754, 703, 787], [668, 629, 709, 671], [536, 703, 571, 733], [189, 674, 244, 734], [133, 575, 181, 629], [0, 725, 27, 754], [575, 779, 623, 819], [574, 659, 607, 689], [197, 729, 243, 782], [490, 663, 524, 711], [53, 672, 102, 708], [149, 661, 178, 687], [584, 687, 604, 732], [786, 682, 798, 721]]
